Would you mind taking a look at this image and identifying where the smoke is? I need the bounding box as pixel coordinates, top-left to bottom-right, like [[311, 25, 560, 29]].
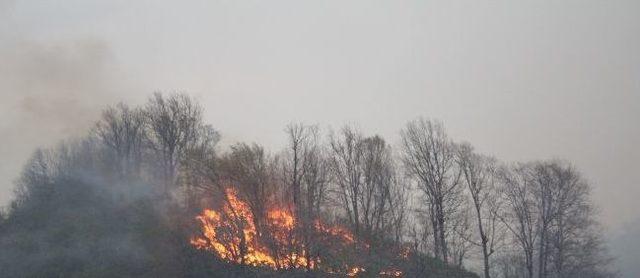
[[0, 139, 179, 277], [0, 37, 135, 205]]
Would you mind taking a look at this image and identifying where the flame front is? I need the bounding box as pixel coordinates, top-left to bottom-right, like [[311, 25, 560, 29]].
[[191, 188, 357, 271], [191, 188, 277, 267]]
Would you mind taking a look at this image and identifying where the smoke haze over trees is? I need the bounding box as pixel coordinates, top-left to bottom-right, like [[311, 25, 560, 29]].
[[2, 2, 639, 276], [0, 93, 616, 277]]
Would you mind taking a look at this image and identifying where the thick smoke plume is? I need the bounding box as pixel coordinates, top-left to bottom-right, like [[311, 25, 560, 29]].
[[0, 37, 136, 205]]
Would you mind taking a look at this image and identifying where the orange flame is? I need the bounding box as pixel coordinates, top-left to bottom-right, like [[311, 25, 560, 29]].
[[347, 266, 365, 276], [191, 188, 345, 270], [191, 188, 277, 267], [191, 187, 403, 276]]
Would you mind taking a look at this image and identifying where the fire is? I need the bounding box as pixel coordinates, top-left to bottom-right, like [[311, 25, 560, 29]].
[[191, 188, 276, 267], [191, 187, 407, 276], [314, 220, 355, 244], [191, 187, 358, 272], [380, 269, 404, 277], [347, 266, 365, 276]]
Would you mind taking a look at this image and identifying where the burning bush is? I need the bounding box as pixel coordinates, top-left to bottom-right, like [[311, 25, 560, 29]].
[[0, 94, 483, 278], [190, 187, 370, 275], [187, 188, 478, 277]]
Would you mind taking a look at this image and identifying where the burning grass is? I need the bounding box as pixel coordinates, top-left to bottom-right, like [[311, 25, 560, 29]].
[[190, 187, 402, 276]]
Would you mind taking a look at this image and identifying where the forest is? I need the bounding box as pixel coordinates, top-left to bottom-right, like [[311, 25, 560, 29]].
[[0, 93, 616, 278]]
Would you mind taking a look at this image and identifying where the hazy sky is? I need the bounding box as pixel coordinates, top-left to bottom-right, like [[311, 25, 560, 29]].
[[1, 0, 639, 274]]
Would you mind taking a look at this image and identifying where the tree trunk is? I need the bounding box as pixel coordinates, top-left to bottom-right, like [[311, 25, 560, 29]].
[[437, 200, 448, 264]]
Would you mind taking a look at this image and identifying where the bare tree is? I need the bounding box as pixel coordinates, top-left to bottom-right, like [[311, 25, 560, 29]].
[[400, 118, 461, 264], [145, 93, 204, 196], [94, 103, 146, 179], [299, 129, 330, 224], [218, 143, 275, 236], [328, 126, 365, 239], [457, 143, 503, 278], [387, 174, 410, 245], [494, 252, 528, 278], [12, 149, 53, 209], [499, 163, 538, 278], [282, 123, 313, 217], [282, 123, 330, 268], [447, 208, 474, 267], [359, 135, 404, 246], [533, 161, 615, 278], [532, 162, 557, 278], [499, 161, 616, 278], [180, 124, 220, 213]]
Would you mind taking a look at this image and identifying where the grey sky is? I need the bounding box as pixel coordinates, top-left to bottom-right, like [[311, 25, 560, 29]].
[[1, 0, 639, 274]]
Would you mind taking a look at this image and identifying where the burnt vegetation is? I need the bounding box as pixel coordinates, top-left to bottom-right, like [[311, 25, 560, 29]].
[[0, 93, 615, 278]]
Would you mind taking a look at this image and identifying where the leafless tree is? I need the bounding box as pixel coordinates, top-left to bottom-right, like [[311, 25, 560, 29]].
[[299, 130, 330, 224], [499, 161, 615, 278], [448, 207, 474, 267], [218, 143, 275, 235], [359, 135, 406, 246], [457, 143, 503, 278], [145, 92, 204, 196], [532, 161, 615, 278], [180, 124, 220, 212], [282, 123, 314, 216], [328, 125, 365, 239], [94, 103, 146, 179], [281, 123, 330, 268], [532, 162, 557, 278], [12, 149, 53, 209], [400, 118, 461, 264], [299, 137, 331, 269], [494, 252, 528, 278], [328, 127, 410, 262], [6, 92, 622, 278], [499, 163, 538, 278]]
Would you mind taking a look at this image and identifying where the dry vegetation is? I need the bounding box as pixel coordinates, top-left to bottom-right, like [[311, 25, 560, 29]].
[[0, 93, 615, 278]]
